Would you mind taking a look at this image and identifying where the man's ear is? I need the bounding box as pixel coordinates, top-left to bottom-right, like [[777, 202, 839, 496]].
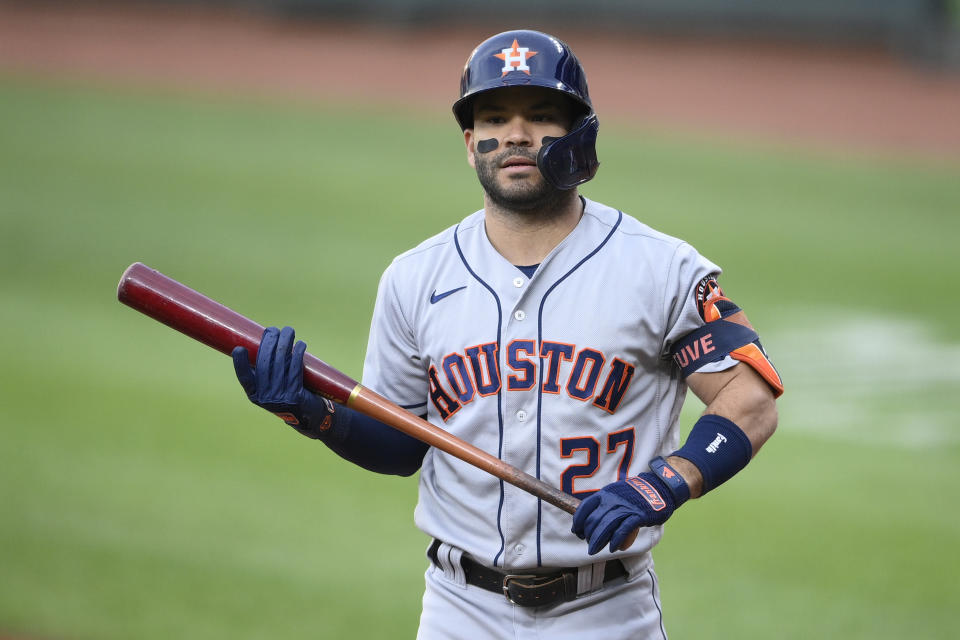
[[464, 129, 476, 168]]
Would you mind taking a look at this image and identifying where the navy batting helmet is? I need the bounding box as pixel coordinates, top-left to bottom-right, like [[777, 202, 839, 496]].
[[453, 29, 600, 190]]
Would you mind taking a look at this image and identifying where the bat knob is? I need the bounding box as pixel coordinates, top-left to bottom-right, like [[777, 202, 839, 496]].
[[618, 527, 640, 551]]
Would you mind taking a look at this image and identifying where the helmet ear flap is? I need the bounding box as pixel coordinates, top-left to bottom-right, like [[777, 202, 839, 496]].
[[536, 114, 600, 190]]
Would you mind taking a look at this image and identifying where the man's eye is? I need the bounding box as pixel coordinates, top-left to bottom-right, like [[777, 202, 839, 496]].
[[532, 114, 554, 122]]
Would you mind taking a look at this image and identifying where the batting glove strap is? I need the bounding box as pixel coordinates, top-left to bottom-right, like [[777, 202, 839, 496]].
[[282, 391, 338, 440], [648, 456, 690, 507], [671, 414, 752, 494]]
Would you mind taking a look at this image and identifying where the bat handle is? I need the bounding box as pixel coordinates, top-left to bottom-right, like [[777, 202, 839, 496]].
[[511, 474, 638, 551], [555, 490, 639, 552], [620, 529, 640, 550]]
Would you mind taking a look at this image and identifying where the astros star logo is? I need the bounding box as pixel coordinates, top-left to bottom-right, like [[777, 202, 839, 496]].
[[495, 39, 537, 76]]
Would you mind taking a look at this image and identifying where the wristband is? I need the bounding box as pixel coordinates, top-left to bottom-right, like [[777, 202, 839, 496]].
[[649, 456, 690, 507], [672, 414, 752, 494]]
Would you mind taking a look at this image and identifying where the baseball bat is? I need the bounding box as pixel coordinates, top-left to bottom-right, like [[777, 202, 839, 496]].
[[116, 262, 639, 550]]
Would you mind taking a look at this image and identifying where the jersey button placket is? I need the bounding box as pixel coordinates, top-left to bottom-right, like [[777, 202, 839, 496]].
[[503, 278, 535, 560]]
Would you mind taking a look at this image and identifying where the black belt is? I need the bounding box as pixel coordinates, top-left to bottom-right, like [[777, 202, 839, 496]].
[[428, 539, 627, 608]]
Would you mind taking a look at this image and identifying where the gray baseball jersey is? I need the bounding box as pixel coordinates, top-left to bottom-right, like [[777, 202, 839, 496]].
[[361, 197, 732, 572]]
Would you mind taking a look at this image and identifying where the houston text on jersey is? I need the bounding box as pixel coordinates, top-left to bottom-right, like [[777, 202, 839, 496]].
[[426, 339, 636, 420]]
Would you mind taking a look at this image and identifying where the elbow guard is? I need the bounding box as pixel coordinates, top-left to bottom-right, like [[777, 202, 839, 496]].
[[670, 291, 784, 398]]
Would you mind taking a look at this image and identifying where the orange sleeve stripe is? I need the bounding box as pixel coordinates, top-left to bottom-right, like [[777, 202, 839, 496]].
[[731, 343, 784, 398]]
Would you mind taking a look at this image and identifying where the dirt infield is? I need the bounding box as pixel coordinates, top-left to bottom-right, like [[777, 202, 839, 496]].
[[1, 1, 959, 160]]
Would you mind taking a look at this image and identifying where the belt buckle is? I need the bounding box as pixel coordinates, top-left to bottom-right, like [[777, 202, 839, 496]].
[[502, 574, 538, 605]]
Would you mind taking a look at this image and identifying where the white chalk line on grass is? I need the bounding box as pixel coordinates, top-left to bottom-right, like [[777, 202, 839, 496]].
[[766, 312, 960, 449]]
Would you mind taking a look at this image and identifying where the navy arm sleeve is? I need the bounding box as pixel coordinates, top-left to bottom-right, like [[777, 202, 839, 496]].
[[319, 404, 429, 477]]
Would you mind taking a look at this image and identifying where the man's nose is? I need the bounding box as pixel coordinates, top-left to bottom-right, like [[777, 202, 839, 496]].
[[502, 116, 534, 147]]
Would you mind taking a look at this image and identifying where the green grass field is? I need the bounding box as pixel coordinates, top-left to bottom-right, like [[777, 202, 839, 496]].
[[1, 77, 958, 639]]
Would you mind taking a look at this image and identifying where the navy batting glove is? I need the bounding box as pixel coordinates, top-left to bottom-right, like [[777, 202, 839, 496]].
[[572, 463, 688, 555], [232, 326, 334, 439]]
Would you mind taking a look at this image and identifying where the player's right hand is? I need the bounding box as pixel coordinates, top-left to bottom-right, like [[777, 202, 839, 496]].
[[571, 472, 679, 555], [232, 326, 334, 439]]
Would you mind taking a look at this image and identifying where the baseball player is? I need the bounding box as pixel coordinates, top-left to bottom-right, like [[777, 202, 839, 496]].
[[231, 30, 782, 639]]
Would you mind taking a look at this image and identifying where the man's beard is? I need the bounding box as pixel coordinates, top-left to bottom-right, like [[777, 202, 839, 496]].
[[475, 149, 568, 213]]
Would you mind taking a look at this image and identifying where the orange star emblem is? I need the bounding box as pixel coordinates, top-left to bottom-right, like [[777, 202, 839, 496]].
[[494, 39, 538, 76]]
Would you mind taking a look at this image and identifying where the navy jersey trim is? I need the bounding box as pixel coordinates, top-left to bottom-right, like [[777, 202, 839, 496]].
[[649, 568, 667, 639], [453, 225, 507, 567], [534, 210, 623, 565]]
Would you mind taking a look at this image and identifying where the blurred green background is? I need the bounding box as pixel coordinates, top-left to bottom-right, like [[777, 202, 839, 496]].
[[1, 67, 958, 639]]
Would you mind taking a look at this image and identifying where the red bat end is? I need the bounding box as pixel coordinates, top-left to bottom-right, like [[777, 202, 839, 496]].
[[117, 262, 358, 405], [117, 262, 264, 357]]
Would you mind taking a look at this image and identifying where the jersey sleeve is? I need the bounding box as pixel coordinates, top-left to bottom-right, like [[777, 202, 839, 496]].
[[660, 242, 738, 374], [361, 260, 429, 414]]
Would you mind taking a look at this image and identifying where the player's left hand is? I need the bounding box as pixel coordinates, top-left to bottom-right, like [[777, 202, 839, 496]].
[[232, 326, 334, 439], [572, 472, 679, 555]]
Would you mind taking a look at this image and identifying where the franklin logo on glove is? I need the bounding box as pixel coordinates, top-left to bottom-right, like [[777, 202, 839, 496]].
[[625, 477, 667, 511]]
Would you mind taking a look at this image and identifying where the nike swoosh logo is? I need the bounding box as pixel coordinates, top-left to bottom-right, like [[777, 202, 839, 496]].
[[430, 286, 466, 304]]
